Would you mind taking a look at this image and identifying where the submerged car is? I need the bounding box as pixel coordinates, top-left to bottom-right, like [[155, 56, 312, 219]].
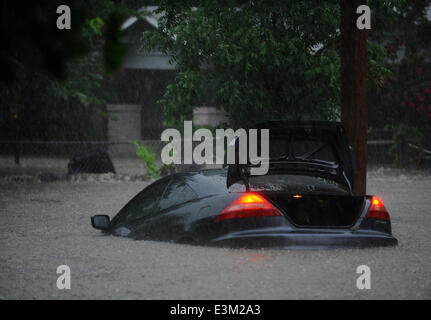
[[91, 121, 398, 249]]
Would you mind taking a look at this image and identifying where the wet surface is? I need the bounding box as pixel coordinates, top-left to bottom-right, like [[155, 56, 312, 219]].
[[0, 168, 430, 299]]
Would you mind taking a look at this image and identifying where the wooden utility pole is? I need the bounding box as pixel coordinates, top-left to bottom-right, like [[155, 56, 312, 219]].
[[340, 0, 368, 195]]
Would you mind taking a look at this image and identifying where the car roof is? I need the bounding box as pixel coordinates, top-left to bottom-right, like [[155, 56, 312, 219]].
[[168, 169, 229, 198]]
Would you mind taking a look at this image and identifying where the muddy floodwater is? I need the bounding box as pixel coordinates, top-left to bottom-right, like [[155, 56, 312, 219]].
[[1, 168, 430, 299]]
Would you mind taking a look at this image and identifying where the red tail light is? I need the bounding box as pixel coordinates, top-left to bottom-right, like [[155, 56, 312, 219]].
[[215, 193, 281, 221], [366, 196, 390, 221]]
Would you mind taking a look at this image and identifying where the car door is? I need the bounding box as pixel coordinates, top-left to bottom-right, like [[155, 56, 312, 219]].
[[143, 178, 198, 241], [110, 178, 170, 238]]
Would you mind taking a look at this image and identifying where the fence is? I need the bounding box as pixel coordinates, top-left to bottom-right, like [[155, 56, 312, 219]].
[[0, 139, 222, 178], [0, 140, 165, 178], [0, 140, 163, 163], [1, 133, 430, 177], [367, 129, 431, 167]]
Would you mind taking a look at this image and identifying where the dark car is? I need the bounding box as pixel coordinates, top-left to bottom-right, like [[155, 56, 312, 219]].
[[91, 121, 398, 249]]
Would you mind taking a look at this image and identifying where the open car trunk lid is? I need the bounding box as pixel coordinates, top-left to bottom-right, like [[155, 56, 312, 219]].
[[226, 121, 356, 193], [225, 121, 363, 228], [264, 193, 365, 228]]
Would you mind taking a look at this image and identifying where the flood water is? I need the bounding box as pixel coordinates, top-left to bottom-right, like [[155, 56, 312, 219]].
[[0, 167, 430, 299]]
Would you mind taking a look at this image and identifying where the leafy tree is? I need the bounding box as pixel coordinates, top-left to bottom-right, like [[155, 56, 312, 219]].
[[142, 0, 343, 129], [141, 0, 400, 130], [0, 1, 144, 143], [368, 0, 431, 166], [130, 140, 161, 179]]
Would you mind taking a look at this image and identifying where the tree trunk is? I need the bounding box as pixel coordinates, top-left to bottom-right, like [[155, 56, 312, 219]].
[[340, 0, 368, 195]]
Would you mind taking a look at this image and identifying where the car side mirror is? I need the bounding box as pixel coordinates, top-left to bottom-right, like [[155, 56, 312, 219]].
[[91, 215, 110, 230]]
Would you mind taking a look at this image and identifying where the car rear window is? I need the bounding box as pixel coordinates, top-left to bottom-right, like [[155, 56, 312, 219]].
[[228, 174, 348, 194], [269, 137, 336, 163]]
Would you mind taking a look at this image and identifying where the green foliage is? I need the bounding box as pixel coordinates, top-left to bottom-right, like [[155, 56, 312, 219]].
[[130, 141, 161, 179], [0, 53, 108, 141], [386, 124, 425, 167], [89, 17, 104, 35], [0, 0, 146, 141], [368, 0, 431, 165], [0, 0, 146, 85], [142, 1, 341, 128], [159, 162, 177, 177], [141, 0, 400, 128], [0, 1, 90, 84], [103, 12, 129, 74], [131, 140, 177, 178]]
